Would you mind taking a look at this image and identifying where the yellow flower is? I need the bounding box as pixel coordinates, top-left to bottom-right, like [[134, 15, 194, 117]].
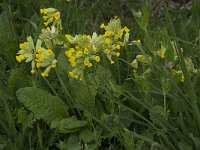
[[19, 43, 26, 49], [136, 39, 141, 45], [65, 51, 72, 58], [114, 34, 120, 40], [48, 17, 54, 23], [124, 26, 130, 33], [131, 59, 138, 69], [65, 34, 72, 40], [104, 31, 112, 36], [37, 48, 42, 53], [87, 44, 92, 48], [115, 45, 120, 49], [69, 56, 76, 62], [100, 23, 105, 28], [104, 38, 112, 45], [181, 75, 185, 82], [76, 51, 83, 57], [16, 55, 25, 62], [88, 63, 93, 68], [119, 42, 125, 46], [110, 60, 115, 64], [36, 63, 41, 68], [43, 16, 48, 21], [104, 49, 110, 54], [53, 12, 60, 20], [51, 64, 56, 68], [84, 48, 89, 54], [44, 22, 49, 26], [41, 72, 49, 77], [160, 50, 165, 59], [40, 9, 48, 14], [116, 52, 120, 57], [87, 35, 91, 39], [69, 71, 75, 78], [37, 54, 45, 61], [95, 56, 100, 62], [69, 48, 75, 53], [46, 49, 53, 56], [136, 55, 145, 62], [64, 43, 67, 47], [74, 74, 78, 79], [71, 61, 77, 67], [117, 31, 123, 36], [84, 59, 90, 66], [31, 69, 35, 74]]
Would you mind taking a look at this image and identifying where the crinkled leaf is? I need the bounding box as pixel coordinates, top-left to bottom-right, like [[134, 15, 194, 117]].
[[79, 129, 95, 143], [16, 87, 69, 125], [69, 79, 97, 112], [51, 116, 87, 133]]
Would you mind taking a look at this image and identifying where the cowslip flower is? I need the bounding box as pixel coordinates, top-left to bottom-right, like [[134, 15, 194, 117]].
[[16, 36, 36, 73], [35, 47, 57, 77], [40, 8, 62, 30], [100, 17, 130, 64]]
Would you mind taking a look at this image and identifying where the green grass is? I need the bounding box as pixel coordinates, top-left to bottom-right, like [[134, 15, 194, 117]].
[[0, 0, 200, 150]]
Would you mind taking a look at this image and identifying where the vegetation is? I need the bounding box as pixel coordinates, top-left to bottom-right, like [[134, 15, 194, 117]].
[[0, 0, 200, 149]]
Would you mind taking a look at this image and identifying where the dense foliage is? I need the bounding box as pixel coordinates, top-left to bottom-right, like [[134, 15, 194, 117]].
[[0, 0, 200, 149]]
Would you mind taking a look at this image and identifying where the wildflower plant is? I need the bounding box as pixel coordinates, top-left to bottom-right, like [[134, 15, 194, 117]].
[[16, 8, 62, 77], [16, 9, 131, 80], [7, 0, 200, 149], [40, 8, 62, 30], [16, 36, 36, 73]]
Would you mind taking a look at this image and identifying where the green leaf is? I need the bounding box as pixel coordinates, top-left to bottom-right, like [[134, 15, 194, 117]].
[[69, 79, 97, 112], [79, 129, 95, 143], [7, 68, 31, 96], [51, 116, 87, 133], [122, 129, 135, 150], [0, 11, 17, 67], [16, 87, 69, 125], [66, 134, 80, 150]]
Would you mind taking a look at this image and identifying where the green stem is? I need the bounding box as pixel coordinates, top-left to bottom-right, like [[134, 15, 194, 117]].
[[42, 77, 58, 96], [163, 78, 167, 118], [116, 59, 121, 85], [163, 90, 167, 117], [55, 68, 73, 103], [54, 68, 82, 118]]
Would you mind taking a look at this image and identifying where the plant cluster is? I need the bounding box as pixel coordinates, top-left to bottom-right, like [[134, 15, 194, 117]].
[[1, 1, 200, 150]]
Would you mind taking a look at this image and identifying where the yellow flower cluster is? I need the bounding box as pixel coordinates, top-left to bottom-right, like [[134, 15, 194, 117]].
[[16, 8, 62, 76], [65, 34, 101, 80], [172, 69, 185, 82], [16, 37, 57, 77], [130, 54, 152, 69], [16, 36, 35, 73], [64, 18, 130, 80], [172, 58, 198, 83], [17, 8, 131, 81], [35, 48, 57, 77], [40, 8, 62, 30], [155, 43, 166, 59], [100, 17, 129, 64]]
